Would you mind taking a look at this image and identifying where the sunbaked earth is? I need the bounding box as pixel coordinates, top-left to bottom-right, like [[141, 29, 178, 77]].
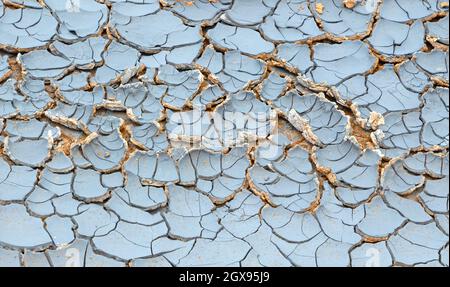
[[0, 0, 449, 267]]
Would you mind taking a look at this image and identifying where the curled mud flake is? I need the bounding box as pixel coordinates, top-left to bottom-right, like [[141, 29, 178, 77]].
[[275, 92, 350, 146], [81, 130, 127, 172], [52, 70, 89, 90], [45, 102, 94, 131], [167, 91, 274, 151], [261, 0, 324, 42], [166, 0, 232, 23], [139, 52, 169, 81], [387, 221, 448, 266], [0, 204, 52, 250], [33, 168, 73, 200], [397, 60, 431, 93], [43, 0, 108, 41], [214, 91, 274, 148], [0, 2, 57, 51], [262, 208, 350, 266], [269, 231, 325, 266], [166, 108, 218, 150], [314, 239, 353, 267], [166, 43, 203, 67], [435, 214, 449, 235], [25, 183, 57, 217], [127, 84, 166, 124], [250, 146, 319, 212], [43, 239, 90, 267], [207, 23, 275, 56], [135, 43, 202, 71]]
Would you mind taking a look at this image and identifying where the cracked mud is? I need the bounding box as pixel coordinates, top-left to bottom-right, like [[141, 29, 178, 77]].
[[0, 0, 449, 267]]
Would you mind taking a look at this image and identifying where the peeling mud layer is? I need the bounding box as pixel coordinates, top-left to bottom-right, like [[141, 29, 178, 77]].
[[0, 0, 449, 267]]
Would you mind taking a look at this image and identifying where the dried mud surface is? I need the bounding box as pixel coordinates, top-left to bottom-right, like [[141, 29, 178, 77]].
[[0, 0, 449, 267]]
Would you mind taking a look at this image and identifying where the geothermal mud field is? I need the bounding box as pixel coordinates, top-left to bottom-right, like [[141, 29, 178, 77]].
[[0, 0, 449, 267]]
